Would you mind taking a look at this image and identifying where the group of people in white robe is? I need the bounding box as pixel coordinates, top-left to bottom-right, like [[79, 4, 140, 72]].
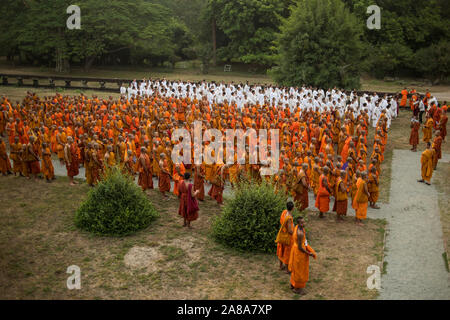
[[120, 78, 398, 128]]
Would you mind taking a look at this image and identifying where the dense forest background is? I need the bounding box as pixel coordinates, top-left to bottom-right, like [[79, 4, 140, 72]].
[[0, 0, 448, 88]]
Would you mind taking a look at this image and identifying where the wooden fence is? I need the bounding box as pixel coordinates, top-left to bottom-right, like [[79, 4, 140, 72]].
[[0, 73, 407, 98]]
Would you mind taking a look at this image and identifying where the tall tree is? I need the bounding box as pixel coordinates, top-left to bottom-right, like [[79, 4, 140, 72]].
[[272, 0, 363, 89], [205, 0, 293, 67]]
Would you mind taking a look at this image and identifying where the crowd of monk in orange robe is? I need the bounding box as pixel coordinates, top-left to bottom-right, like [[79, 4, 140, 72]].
[[0, 91, 389, 220], [0, 89, 397, 297]]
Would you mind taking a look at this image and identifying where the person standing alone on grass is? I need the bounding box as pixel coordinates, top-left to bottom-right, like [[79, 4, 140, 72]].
[[288, 216, 317, 295], [178, 172, 199, 229]]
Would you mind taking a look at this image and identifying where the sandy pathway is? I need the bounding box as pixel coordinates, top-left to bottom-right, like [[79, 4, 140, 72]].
[[377, 149, 450, 299]]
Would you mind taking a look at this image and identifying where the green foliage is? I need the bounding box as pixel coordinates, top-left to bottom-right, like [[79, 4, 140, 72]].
[[207, 0, 293, 66], [345, 0, 450, 79], [272, 0, 363, 89], [415, 41, 450, 83], [75, 166, 158, 236], [212, 179, 287, 253]]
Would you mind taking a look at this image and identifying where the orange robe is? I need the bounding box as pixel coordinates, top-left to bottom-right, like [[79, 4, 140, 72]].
[[420, 149, 434, 183], [276, 210, 294, 265], [315, 174, 330, 213], [353, 178, 368, 220], [288, 226, 316, 289]]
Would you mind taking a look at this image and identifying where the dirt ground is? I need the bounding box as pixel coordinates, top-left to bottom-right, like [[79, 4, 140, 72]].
[[0, 174, 385, 300]]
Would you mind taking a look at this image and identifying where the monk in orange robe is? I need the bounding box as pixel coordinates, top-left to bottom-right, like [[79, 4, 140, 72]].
[[137, 147, 153, 191], [41, 143, 54, 182], [288, 216, 316, 295], [193, 164, 205, 201], [293, 164, 310, 211], [400, 88, 408, 108], [64, 136, 80, 186], [315, 166, 331, 218], [173, 162, 186, 197], [418, 142, 434, 185], [9, 136, 23, 176], [353, 172, 369, 226], [431, 132, 442, 170], [178, 172, 199, 228], [0, 137, 12, 175], [208, 164, 224, 204], [439, 109, 447, 141], [409, 117, 420, 152], [368, 167, 379, 209], [158, 153, 171, 197], [422, 115, 433, 143], [276, 202, 295, 272], [334, 170, 348, 221]]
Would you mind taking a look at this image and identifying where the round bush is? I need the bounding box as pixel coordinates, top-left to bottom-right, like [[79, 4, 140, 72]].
[[212, 179, 288, 253], [75, 167, 159, 236]]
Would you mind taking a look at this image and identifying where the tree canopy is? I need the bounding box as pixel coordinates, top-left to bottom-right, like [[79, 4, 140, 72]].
[[272, 0, 364, 89], [0, 0, 448, 83]]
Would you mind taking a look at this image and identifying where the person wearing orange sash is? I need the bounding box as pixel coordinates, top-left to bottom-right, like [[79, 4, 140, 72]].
[[0, 137, 12, 175], [422, 114, 433, 143], [353, 171, 369, 226], [288, 216, 317, 295], [208, 164, 225, 205], [368, 166, 380, 209], [41, 142, 54, 182], [64, 136, 80, 186], [276, 202, 295, 273], [193, 163, 205, 201], [334, 170, 348, 221], [137, 147, 153, 191], [178, 172, 199, 228], [439, 108, 447, 141], [400, 88, 408, 108], [315, 166, 331, 218], [431, 131, 442, 170], [158, 153, 171, 198], [9, 136, 23, 176], [409, 116, 420, 152], [418, 142, 434, 185]]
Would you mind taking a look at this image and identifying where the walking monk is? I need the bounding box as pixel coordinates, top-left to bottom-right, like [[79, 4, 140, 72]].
[[64, 136, 79, 186], [353, 171, 369, 226], [368, 166, 380, 209], [288, 216, 317, 295], [418, 142, 434, 185], [276, 201, 295, 273]]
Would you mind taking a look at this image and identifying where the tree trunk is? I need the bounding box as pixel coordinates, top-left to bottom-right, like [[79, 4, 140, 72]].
[[212, 18, 217, 67]]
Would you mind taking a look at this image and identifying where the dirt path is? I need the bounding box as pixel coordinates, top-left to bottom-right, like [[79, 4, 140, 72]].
[[377, 149, 450, 299]]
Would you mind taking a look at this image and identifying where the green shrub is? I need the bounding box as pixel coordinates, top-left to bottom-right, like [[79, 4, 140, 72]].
[[75, 166, 159, 236], [212, 179, 288, 253]]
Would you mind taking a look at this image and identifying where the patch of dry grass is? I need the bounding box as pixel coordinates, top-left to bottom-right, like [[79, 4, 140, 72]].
[[0, 175, 384, 300]]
